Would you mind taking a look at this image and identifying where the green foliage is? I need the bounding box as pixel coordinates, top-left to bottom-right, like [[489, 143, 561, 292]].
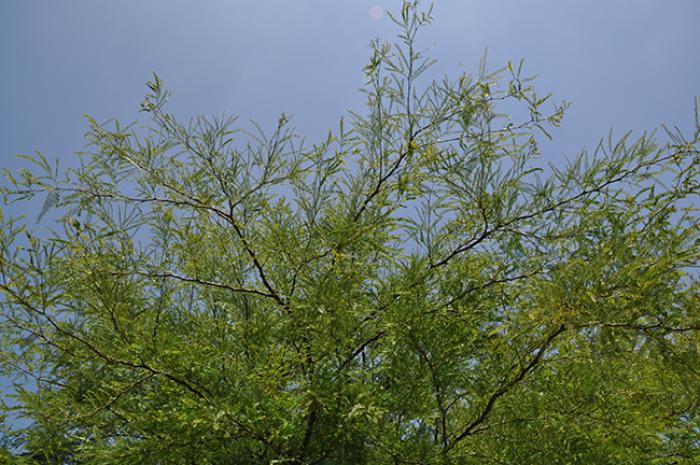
[[1, 2, 699, 464]]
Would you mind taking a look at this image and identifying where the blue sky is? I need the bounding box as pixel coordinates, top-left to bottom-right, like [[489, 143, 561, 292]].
[[2, 0, 699, 182]]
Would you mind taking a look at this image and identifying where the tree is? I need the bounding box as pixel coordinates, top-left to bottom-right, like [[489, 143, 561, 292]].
[[1, 2, 699, 464]]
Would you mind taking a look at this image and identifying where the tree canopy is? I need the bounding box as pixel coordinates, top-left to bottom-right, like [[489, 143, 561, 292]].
[[1, 2, 699, 464]]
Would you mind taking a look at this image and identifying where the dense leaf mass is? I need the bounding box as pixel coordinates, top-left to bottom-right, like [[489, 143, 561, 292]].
[[1, 3, 699, 464]]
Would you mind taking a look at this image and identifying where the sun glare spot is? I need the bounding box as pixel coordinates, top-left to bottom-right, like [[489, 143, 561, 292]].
[[369, 5, 384, 21]]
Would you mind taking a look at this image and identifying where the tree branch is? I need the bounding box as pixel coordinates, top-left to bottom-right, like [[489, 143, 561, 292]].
[[448, 324, 566, 448]]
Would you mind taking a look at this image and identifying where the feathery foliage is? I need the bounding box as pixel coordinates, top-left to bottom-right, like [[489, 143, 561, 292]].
[[1, 2, 699, 464]]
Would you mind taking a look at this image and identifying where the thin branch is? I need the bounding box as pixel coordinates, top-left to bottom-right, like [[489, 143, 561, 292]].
[[448, 324, 566, 448], [119, 269, 281, 301]]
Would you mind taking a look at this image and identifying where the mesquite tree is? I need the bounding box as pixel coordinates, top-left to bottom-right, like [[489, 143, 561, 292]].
[[1, 3, 699, 464]]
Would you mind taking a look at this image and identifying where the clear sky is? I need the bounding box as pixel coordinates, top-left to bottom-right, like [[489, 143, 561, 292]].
[[2, 0, 699, 182]]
